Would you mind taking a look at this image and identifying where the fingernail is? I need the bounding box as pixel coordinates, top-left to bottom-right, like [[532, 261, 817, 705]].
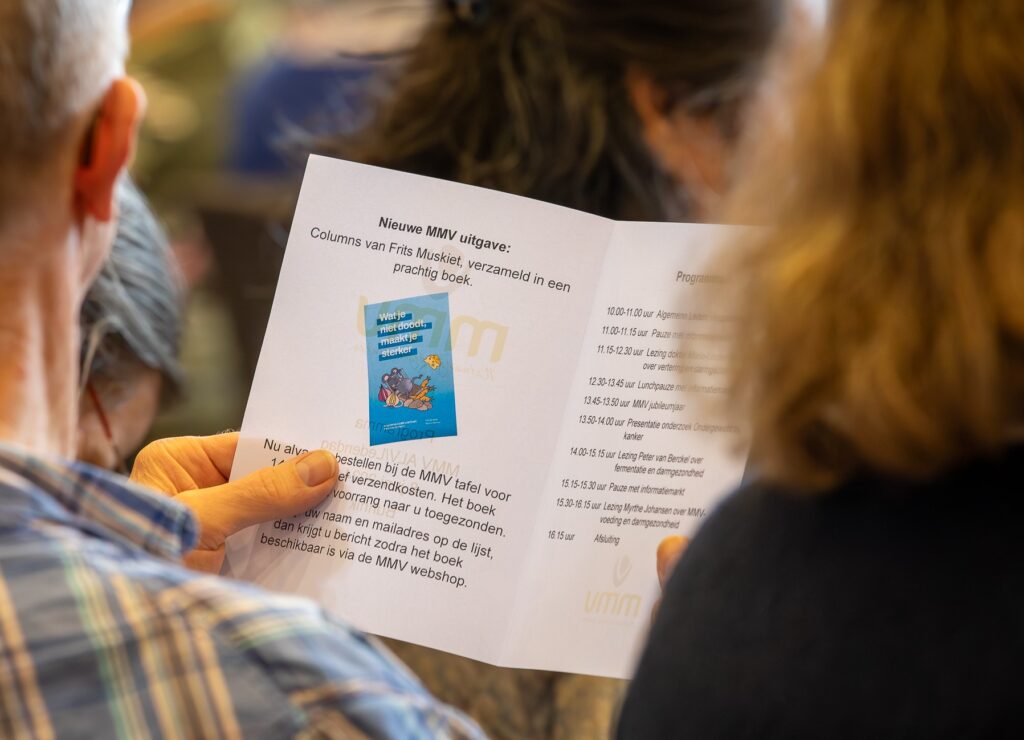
[[296, 451, 337, 486]]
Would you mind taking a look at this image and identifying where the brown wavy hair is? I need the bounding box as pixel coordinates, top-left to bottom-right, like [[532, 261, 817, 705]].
[[323, 0, 781, 220], [722, 0, 1024, 490]]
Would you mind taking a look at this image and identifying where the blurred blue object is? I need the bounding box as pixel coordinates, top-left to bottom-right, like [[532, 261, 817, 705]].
[[229, 55, 377, 176]]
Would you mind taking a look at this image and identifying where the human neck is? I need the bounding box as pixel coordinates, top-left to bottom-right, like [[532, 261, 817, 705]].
[[0, 233, 81, 460]]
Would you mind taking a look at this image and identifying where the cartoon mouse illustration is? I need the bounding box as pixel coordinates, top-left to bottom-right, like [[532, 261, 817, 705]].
[[379, 368, 436, 410], [379, 368, 403, 403], [380, 368, 416, 399]]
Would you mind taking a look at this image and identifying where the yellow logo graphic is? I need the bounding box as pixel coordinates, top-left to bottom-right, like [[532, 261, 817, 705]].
[[424, 354, 442, 370], [613, 556, 632, 588], [357, 296, 509, 363], [584, 556, 643, 620]]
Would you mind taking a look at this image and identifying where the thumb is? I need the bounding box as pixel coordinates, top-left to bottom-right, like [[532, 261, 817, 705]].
[[178, 450, 339, 549]]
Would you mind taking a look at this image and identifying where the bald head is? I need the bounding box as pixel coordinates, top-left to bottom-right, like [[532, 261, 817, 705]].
[[0, 0, 130, 218]]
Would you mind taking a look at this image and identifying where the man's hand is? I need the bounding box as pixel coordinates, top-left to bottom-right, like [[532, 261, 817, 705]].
[[652, 535, 690, 622], [131, 433, 339, 573]]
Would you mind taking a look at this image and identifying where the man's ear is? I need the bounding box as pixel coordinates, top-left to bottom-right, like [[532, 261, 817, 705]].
[[75, 78, 147, 222]]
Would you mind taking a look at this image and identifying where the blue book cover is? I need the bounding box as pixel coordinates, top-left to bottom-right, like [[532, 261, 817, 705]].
[[364, 293, 459, 446]]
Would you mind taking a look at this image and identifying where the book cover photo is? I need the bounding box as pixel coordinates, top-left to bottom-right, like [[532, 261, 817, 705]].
[[364, 292, 459, 446]]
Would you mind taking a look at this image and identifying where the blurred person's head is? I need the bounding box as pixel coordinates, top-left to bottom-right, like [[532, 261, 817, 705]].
[[720, 0, 1024, 490], [78, 179, 184, 473], [0, 0, 145, 455], [328, 0, 783, 220]]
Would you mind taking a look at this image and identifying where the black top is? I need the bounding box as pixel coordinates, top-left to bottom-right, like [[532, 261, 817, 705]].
[[618, 448, 1024, 739]]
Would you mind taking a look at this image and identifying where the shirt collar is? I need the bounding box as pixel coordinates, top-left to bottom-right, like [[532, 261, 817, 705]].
[[0, 442, 198, 560]]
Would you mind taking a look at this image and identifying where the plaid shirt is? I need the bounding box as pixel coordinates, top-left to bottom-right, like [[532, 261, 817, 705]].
[[0, 443, 483, 739]]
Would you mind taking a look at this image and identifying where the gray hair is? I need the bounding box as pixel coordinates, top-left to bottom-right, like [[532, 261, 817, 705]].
[[0, 0, 130, 212], [80, 178, 186, 396]]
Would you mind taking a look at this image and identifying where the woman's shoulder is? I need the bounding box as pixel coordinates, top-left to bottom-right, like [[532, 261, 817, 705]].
[[698, 445, 1024, 552], [620, 452, 1024, 739]]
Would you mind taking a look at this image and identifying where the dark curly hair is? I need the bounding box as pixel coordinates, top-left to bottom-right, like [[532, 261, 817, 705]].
[[323, 0, 781, 220]]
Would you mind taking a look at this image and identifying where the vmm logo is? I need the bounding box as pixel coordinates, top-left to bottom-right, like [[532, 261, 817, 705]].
[[584, 556, 642, 619], [613, 555, 632, 587]]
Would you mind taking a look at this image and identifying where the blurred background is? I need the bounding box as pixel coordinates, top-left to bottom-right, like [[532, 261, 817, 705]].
[[130, 0, 829, 445], [128, 0, 430, 441]]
